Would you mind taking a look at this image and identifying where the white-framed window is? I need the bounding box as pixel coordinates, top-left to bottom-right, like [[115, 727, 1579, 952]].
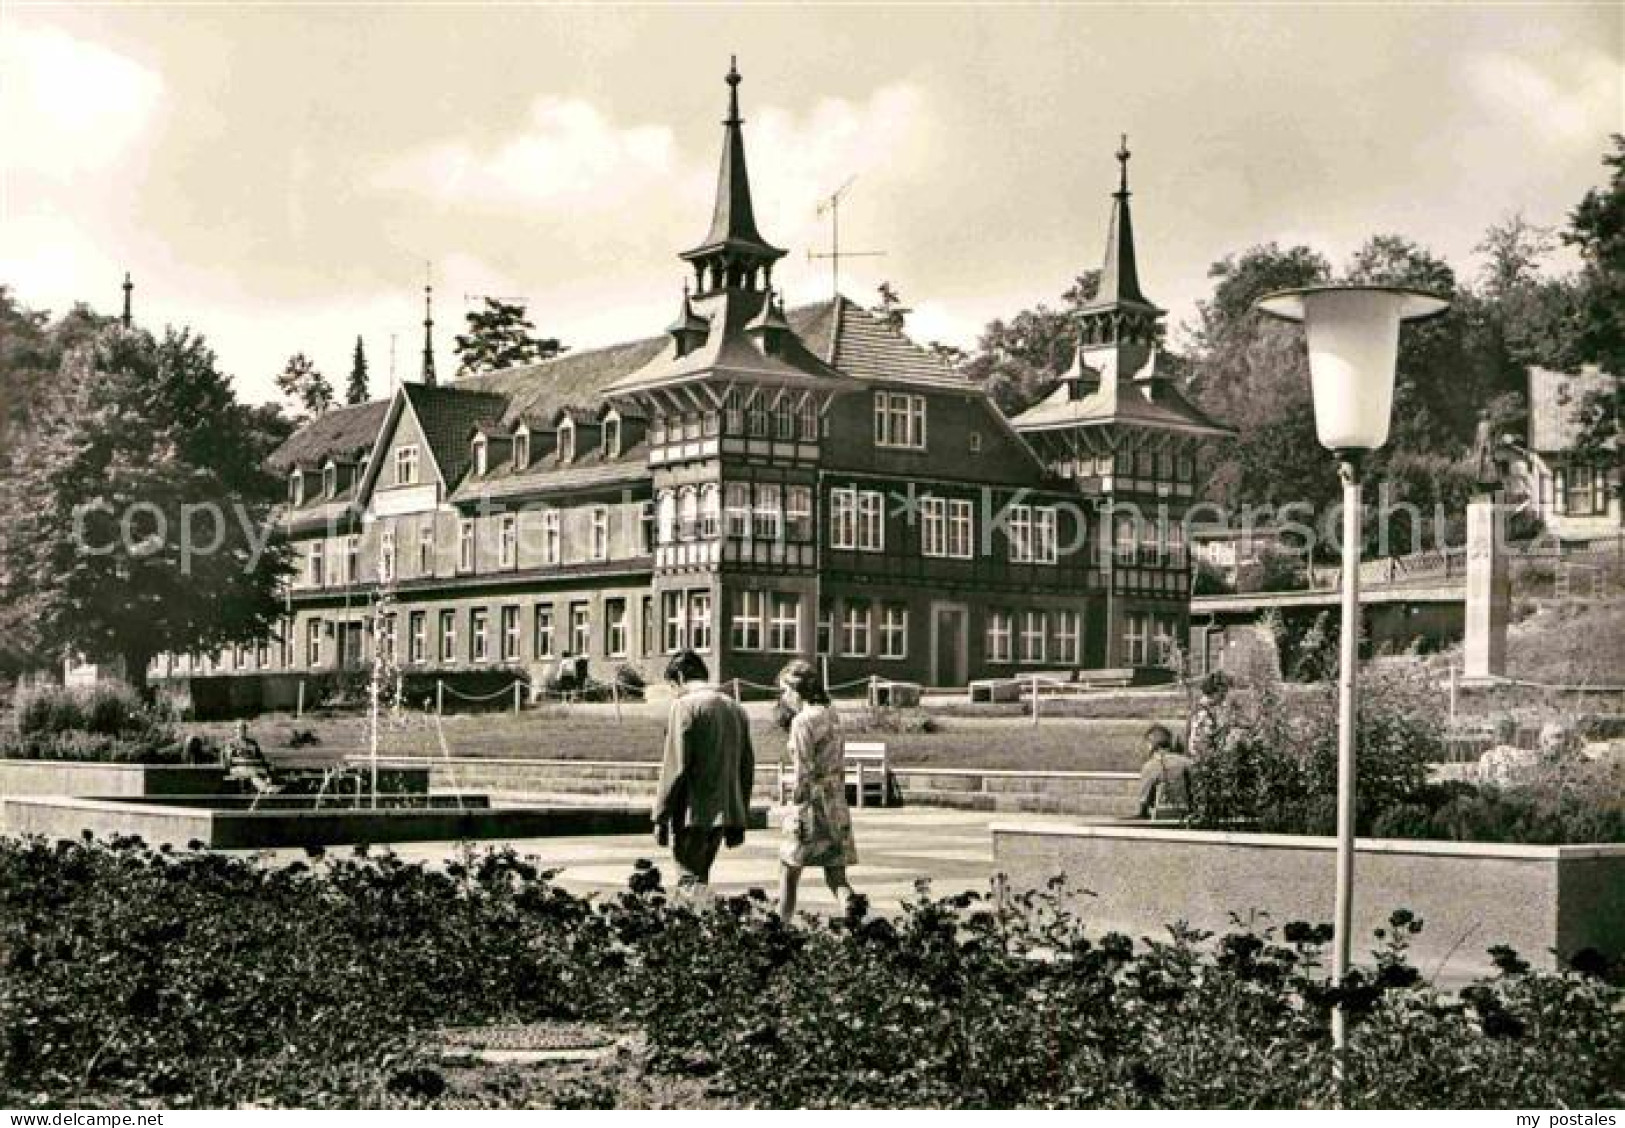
[[948, 500, 974, 559], [395, 445, 419, 486], [558, 420, 575, 463], [473, 436, 488, 477], [1114, 512, 1138, 565], [725, 483, 750, 539], [570, 603, 591, 656], [830, 488, 857, 550], [439, 610, 456, 662], [381, 616, 398, 662], [604, 416, 622, 459], [499, 605, 520, 661], [458, 519, 476, 572], [688, 590, 712, 653], [747, 395, 769, 438], [471, 608, 490, 662], [498, 514, 517, 568], [1019, 610, 1047, 664], [1035, 507, 1059, 565], [1008, 504, 1033, 563], [409, 611, 427, 664], [769, 593, 801, 653], [1152, 616, 1179, 668], [306, 618, 323, 667], [662, 591, 685, 653], [534, 606, 555, 659], [873, 391, 927, 449], [921, 497, 947, 557], [857, 490, 885, 552], [658, 492, 677, 545], [816, 600, 834, 655], [290, 471, 305, 507], [418, 525, 435, 575], [605, 598, 628, 657], [651, 415, 668, 446], [700, 484, 721, 539], [379, 528, 395, 583], [1124, 614, 1148, 666], [514, 429, 530, 470], [841, 601, 871, 657], [323, 463, 337, 497], [879, 603, 908, 660], [308, 542, 325, 587], [1054, 611, 1081, 665], [754, 483, 782, 542], [786, 485, 813, 540], [678, 488, 698, 541], [986, 610, 1013, 664], [799, 398, 819, 440], [1142, 513, 1162, 565], [731, 590, 765, 651], [590, 506, 610, 561], [345, 535, 359, 584], [1167, 521, 1187, 568], [724, 389, 744, 434], [775, 398, 796, 440], [542, 510, 561, 565]]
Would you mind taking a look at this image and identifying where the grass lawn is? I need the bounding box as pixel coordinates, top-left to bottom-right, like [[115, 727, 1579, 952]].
[[196, 706, 1161, 774]]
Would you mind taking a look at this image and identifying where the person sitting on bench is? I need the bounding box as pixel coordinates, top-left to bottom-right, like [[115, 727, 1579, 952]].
[[1136, 724, 1193, 822], [224, 721, 281, 794]]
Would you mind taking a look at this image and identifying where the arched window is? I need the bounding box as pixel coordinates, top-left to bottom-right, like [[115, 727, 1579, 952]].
[[679, 487, 699, 541]]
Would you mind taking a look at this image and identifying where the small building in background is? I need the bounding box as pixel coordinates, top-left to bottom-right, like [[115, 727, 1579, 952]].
[[1512, 365, 1620, 545]]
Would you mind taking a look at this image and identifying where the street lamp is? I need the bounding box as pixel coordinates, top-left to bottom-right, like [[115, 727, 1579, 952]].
[[1253, 284, 1449, 1071]]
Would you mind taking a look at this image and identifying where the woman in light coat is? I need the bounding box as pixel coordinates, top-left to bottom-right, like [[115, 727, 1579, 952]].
[[775, 659, 858, 918]]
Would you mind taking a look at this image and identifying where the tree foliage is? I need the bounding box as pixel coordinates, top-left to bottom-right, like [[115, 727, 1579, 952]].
[[0, 325, 294, 688], [275, 352, 334, 419], [961, 270, 1101, 415], [453, 298, 566, 375], [346, 335, 370, 405]]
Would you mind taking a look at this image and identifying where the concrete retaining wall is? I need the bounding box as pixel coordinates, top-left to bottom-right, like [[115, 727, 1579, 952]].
[[0, 761, 226, 799], [992, 822, 1625, 974]]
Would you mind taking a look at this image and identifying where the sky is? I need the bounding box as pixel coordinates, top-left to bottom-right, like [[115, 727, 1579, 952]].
[[2, 4, 1620, 407]]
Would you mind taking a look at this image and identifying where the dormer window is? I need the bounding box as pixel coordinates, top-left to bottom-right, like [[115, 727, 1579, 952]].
[[605, 416, 622, 459], [473, 436, 488, 477], [514, 428, 530, 470], [558, 420, 575, 464], [290, 471, 305, 507], [322, 463, 337, 498]]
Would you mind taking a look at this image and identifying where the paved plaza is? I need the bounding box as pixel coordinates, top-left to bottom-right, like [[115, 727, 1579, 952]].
[[239, 807, 1081, 915]]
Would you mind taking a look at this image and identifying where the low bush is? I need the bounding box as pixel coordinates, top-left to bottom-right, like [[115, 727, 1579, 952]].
[[0, 730, 186, 763], [852, 705, 939, 735], [1, 837, 1620, 1108], [5, 682, 178, 762], [1372, 762, 1625, 844]]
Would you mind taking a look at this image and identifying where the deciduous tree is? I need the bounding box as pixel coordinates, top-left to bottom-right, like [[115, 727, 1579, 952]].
[[275, 352, 334, 419], [453, 299, 566, 375]]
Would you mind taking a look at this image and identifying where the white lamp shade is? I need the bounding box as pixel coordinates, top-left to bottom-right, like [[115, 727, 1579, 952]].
[[1255, 285, 1449, 453]]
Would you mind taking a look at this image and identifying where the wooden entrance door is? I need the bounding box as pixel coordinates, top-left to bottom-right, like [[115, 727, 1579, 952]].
[[932, 603, 967, 688]]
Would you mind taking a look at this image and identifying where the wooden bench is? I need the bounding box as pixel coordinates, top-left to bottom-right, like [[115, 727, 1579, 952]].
[[843, 740, 891, 808]]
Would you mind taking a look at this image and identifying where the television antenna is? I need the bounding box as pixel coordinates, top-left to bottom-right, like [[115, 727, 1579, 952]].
[[463, 293, 529, 307], [808, 176, 885, 299]]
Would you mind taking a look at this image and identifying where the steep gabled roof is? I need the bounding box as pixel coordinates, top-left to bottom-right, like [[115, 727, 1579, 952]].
[[458, 337, 668, 423], [401, 383, 508, 488], [267, 400, 389, 472], [793, 296, 964, 387]]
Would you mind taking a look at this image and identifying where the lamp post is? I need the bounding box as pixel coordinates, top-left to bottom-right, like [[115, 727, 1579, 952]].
[[1253, 285, 1449, 1074]]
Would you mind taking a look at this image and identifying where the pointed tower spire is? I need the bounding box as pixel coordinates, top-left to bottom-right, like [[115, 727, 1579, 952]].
[[681, 57, 785, 295], [1093, 134, 1154, 311], [421, 283, 437, 386], [121, 272, 133, 328]]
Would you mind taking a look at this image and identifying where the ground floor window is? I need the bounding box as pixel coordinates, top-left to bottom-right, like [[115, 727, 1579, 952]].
[[986, 610, 1012, 664], [688, 591, 713, 653], [409, 611, 426, 664], [769, 593, 801, 653], [501, 605, 521, 662], [641, 595, 656, 656], [306, 618, 323, 667], [534, 606, 555, 659], [879, 603, 908, 660], [1124, 614, 1148, 666], [1053, 610, 1081, 665], [731, 590, 764, 651], [382, 614, 398, 662], [1152, 615, 1179, 668], [439, 610, 456, 663], [841, 601, 871, 657], [1019, 610, 1046, 664], [663, 591, 685, 653], [570, 603, 591, 657], [471, 608, 490, 662], [605, 598, 628, 658], [816, 600, 834, 655]]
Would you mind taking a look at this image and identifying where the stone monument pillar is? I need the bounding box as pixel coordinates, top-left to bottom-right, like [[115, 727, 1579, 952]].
[[1462, 496, 1509, 683]]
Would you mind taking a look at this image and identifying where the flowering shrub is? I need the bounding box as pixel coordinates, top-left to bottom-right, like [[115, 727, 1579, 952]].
[[1, 835, 1621, 1109]]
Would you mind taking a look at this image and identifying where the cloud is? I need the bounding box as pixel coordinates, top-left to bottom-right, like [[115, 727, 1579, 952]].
[[0, 25, 163, 179], [1462, 45, 1617, 142], [371, 96, 680, 210]]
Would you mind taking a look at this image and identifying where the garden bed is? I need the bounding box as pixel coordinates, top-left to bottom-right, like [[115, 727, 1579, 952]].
[[992, 821, 1625, 975]]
